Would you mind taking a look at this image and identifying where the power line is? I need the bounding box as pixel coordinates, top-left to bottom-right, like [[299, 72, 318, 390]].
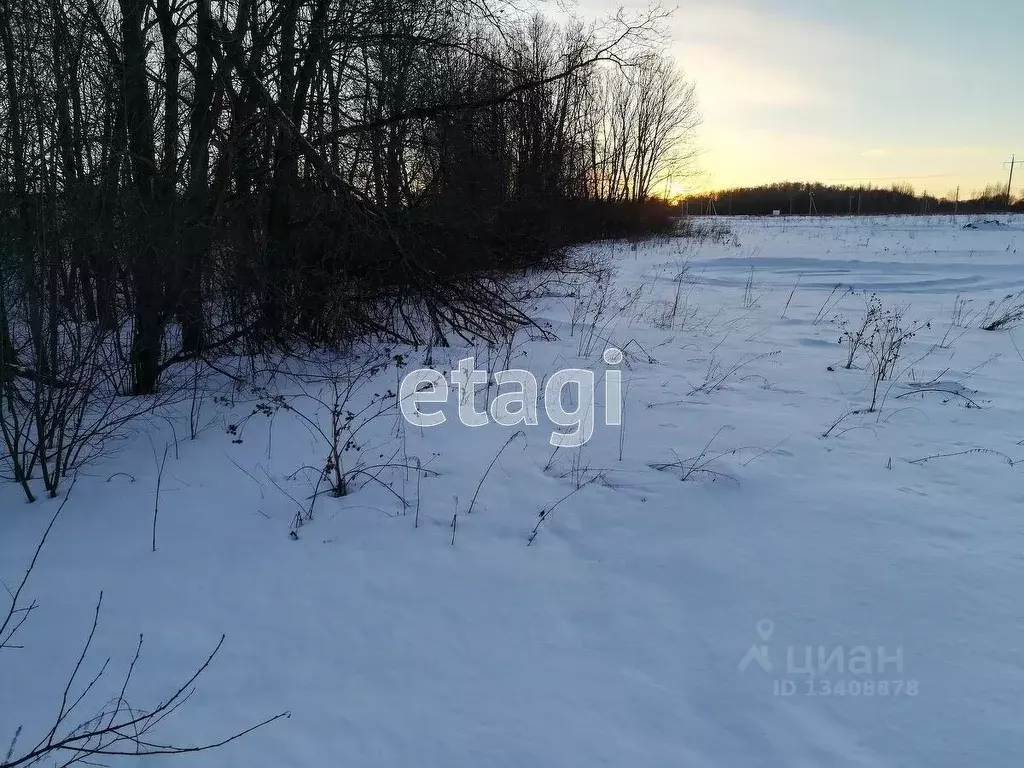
[[817, 173, 959, 183]]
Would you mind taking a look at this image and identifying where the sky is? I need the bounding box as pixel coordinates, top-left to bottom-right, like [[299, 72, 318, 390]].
[[578, 0, 1024, 197]]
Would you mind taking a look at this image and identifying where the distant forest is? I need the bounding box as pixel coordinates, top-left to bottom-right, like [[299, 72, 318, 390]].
[[681, 182, 1024, 216]]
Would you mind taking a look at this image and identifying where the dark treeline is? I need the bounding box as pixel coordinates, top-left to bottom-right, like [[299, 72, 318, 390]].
[[682, 182, 1024, 217], [0, 0, 698, 401]]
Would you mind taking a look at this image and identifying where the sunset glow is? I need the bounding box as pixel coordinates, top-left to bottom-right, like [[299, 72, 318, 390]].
[[583, 0, 1024, 197]]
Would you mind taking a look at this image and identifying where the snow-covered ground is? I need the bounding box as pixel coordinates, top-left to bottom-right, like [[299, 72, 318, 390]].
[[4, 214, 1024, 767]]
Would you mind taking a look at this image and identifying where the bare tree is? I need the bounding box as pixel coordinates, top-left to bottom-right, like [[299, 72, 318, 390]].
[[592, 53, 699, 201]]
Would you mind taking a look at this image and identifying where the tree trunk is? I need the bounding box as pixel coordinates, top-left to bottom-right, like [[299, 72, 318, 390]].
[[119, 0, 163, 394], [180, 0, 216, 354]]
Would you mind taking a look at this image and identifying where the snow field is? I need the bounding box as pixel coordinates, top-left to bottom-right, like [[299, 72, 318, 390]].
[[3, 214, 1024, 767]]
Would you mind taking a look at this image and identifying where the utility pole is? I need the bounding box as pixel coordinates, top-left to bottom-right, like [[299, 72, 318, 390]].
[[1004, 155, 1023, 208], [953, 185, 959, 224]]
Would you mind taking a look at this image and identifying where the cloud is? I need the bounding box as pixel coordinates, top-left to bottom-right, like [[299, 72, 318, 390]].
[[682, 43, 825, 111], [670, 1, 940, 120], [665, 2, 881, 128]]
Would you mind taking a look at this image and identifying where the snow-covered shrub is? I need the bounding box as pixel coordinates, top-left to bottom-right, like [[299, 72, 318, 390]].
[[835, 293, 881, 370], [863, 303, 928, 412], [980, 290, 1024, 331]]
